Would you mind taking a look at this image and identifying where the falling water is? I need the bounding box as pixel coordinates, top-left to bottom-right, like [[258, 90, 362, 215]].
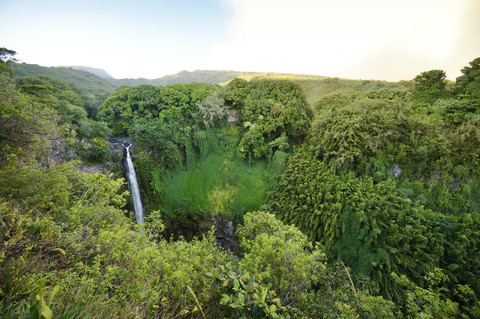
[[123, 144, 144, 223]]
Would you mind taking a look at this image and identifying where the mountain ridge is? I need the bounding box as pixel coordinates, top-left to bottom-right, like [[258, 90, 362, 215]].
[[13, 63, 267, 93], [12, 62, 406, 106], [62, 66, 114, 79]]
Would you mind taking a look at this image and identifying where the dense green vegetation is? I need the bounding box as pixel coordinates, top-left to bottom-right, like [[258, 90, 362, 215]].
[[96, 78, 310, 233], [270, 58, 480, 316], [2, 46, 480, 318]]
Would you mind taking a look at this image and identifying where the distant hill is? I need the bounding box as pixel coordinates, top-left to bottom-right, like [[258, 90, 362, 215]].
[[12, 63, 408, 105], [152, 70, 262, 85], [111, 70, 264, 86], [12, 63, 263, 93], [13, 63, 116, 94], [65, 66, 114, 79]]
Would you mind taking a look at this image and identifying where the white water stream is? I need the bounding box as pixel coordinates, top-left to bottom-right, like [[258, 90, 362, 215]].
[[123, 144, 144, 223]]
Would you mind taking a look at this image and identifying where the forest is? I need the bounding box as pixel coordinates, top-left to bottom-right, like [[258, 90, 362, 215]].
[[1, 46, 480, 318]]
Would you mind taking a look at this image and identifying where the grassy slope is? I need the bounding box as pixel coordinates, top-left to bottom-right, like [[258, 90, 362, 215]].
[[296, 78, 412, 105], [232, 73, 412, 105]]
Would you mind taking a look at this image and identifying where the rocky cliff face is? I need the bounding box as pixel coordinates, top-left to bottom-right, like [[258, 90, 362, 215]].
[[197, 215, 239, 252], [42, 136, 129, 175], [109, 137, 138, 161], [211, 214, 238, 252], [44, 138, 78, 167]]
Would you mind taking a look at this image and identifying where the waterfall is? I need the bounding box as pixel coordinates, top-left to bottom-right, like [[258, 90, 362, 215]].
[[123, 144, 144, 223]]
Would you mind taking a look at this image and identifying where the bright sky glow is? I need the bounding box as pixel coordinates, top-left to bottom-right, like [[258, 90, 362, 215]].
[[1, 0, 479, 80]]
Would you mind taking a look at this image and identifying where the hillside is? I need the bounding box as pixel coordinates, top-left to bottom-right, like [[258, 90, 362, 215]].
[[13, 63, 264, 93], [65, 66, 114, 79], [14, 62, 409, 105], [108, 70, 265, 87], [150, 70, 262, 85], [17, 62, 391, 103], [12, 63, 117, 93]]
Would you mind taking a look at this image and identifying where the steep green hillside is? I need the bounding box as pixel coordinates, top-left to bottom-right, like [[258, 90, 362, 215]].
[[66, 66, 114, 79], [151, 70, 262, 85], [109, 70, 263, 87], [19, 62, 384, 104], [12, 63, 116, 93], [17, 62, 408, 106], [13, 63, 263, 93]]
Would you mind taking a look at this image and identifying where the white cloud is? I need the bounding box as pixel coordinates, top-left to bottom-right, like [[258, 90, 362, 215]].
[[4, 0, 478, 80], [208, 0, 476, 80]]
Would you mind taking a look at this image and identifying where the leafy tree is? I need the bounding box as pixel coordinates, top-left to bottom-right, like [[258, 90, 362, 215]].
[[392, 270, 461, 318], [437, 98, 480, 125], [0, 47, 17, 75], [239, 123, 268, 160], [192, 93, 229, 129], [83, 91, 111, 119], [237, 211, 324, 306], [223, 77, 248, 109], [79, 137, 111, 164], [455, 57, 480, 98], [97, 85, 163, 135], [128, 108, 184, 167], [0, 54, 61, 165], [206, 263, 288, 318], [0, 47, 16, 63], [410, 69, 449, 104], [17, 75, 110, 139], [310, 94, 401, 171], [231, 79, 312, 160], [98, 83, 220, 136], [167, 82, 221, 115]]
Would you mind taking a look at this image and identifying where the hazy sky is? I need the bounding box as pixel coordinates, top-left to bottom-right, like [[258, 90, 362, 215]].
[[1, 0, 479, 80]]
